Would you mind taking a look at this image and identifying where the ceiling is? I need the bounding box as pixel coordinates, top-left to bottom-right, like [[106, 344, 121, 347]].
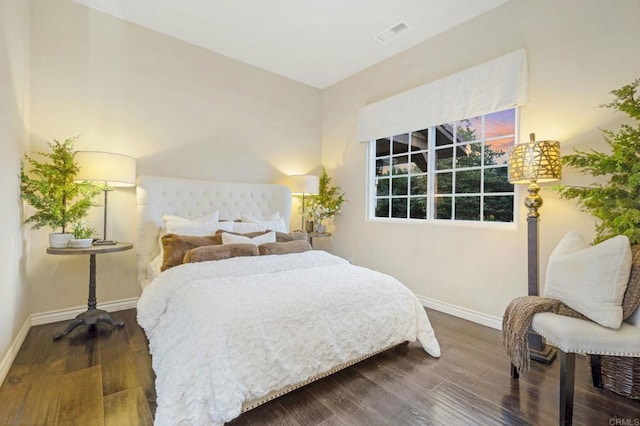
[[71, 0, 510, 89]]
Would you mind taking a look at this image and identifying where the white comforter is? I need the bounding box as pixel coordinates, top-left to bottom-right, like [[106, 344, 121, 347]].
[[137, 250, 440, 426]]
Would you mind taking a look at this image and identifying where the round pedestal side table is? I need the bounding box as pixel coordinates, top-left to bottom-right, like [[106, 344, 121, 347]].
[[47, 242, 133, 340]]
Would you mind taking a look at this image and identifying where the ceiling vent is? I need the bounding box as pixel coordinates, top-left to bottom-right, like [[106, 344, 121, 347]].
[[375, 21, 411, 43]]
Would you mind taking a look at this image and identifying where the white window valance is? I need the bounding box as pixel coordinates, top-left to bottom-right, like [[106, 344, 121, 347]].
[[358, 49, 528, 142]]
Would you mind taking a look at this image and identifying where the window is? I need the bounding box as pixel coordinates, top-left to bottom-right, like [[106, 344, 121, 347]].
[[370, 108, 516, 223]]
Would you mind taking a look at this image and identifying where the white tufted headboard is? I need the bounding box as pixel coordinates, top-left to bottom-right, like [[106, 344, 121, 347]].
[[136, 175, 291, 287]]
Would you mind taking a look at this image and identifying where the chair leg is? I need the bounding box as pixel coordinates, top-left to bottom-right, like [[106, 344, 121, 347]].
[[590, 354, 603, 388], [559, 350, 575, 426], [511, 363, 519, 380]]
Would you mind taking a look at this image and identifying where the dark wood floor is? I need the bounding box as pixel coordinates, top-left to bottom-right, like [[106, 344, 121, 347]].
[[1, 309, 639, 425]]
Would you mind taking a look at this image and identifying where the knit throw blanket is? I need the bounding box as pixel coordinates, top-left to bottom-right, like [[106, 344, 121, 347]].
[[503, 245, 640, 373], [502, 297, 585, 372]]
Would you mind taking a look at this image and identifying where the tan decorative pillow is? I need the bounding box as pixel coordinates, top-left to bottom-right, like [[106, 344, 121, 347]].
[[258, 240, 312, 256], [183, 243, 259, 264], [161, 234, 218, 271]]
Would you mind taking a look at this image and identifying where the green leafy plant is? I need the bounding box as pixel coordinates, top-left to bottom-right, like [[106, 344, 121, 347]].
[[304, 167, 346, 222], [72, 221, 95, 239], [553, 78, 640, 244], [20, 136, 104, 233]]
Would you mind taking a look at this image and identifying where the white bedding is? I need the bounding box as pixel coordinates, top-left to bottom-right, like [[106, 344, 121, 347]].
[[137, 250, 440, 426]]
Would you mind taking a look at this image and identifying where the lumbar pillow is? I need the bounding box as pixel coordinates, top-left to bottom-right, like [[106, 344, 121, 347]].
[[183, 243, 259, 264], [258, 240, 312, 256], [544, 231, 632, 328], [221, 231, 276, 245]]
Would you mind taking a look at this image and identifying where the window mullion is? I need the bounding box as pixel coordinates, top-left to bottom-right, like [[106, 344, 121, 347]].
[[427, 127, 436, 220]]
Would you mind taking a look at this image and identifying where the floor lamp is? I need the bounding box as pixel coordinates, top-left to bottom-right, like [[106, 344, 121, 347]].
[[74, 151, 136, 244], [508, 133, 561, 364], [288, 174, 319, 231]]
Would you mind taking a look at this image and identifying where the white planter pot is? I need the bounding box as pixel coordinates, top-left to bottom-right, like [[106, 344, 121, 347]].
[[68, 238, 93, 249], [49, 233, 73, 248]]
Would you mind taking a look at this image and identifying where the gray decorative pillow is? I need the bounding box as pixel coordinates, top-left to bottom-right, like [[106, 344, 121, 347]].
[[258, 240, 312, 256], [183, 243, 259, 264]]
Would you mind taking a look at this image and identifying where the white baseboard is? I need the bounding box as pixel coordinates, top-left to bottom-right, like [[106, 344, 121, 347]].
[[30, 297, 139, 326], [416, 295, 502, 330], [0, 316, 31, 387]]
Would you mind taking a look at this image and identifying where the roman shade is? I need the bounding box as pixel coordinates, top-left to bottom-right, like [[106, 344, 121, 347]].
[[358, 49, 528, 142]]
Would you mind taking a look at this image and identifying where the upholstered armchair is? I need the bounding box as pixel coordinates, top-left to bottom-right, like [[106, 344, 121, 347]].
[[516, 311, 640, 425], [507, 233, 640, 426]]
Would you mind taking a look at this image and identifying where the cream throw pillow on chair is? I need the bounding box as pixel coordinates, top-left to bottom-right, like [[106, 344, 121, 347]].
[[544, 231, 632, 329]]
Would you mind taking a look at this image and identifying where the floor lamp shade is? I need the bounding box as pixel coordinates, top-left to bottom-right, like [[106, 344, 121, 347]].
[[74, 151, 136, 242], [508, 135, 561, 218], [508, 138, 561, 184]]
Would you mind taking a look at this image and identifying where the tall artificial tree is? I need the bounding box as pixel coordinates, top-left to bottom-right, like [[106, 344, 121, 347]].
[[554, 78, 640, 244]]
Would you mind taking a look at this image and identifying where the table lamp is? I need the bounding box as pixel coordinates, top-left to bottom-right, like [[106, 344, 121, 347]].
[[289, 174, 319, 231], [74, 151, 136, 244]]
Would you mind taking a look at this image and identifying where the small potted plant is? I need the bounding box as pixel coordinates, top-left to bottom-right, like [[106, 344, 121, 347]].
[[20, 136, 104, 247], [69, 221, 95, 248]]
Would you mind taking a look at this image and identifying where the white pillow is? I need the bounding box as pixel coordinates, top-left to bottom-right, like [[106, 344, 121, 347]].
[[156, 211, 228, 258], [544, 231, 632, 328], [221, 231, 276, 245], [166, 220, 233, 236], [233, 218, 287, 234], [241, 212, 280, 222], [162, 211, 220, 224]]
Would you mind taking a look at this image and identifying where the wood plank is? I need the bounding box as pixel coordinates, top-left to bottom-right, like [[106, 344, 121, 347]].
[[57, 366, 104, 426], [64, 327, 102, 373], [103, 386, 153, 426], [0, 321, 71, 424], [100, 325, 138, 396], [234, 399, 301, 426], [275, 386, 335, 425]]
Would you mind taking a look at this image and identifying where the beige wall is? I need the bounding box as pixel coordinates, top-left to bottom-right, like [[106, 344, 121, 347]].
[[0, 0, 30, 372], [321, 0, 640, 322], [27, 0, 322, 313]]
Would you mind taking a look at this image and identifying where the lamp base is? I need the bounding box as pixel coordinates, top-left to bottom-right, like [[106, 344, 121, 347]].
[[530, 346, 557, 364], [529, 331, 557, 364], [93, 239, 117, 246]]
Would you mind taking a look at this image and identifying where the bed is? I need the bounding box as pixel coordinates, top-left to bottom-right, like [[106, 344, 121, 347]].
[[135, 175, 441, 426]]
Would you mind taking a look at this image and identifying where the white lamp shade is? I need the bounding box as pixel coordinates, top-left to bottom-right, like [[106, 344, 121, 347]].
[[74, 151, 136, 187], [289, 174, 319, 195]]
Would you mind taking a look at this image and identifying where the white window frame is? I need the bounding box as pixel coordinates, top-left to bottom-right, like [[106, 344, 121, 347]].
[[366, 108, 520, 227]]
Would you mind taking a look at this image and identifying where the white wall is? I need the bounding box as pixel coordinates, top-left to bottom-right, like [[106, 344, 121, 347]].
[[27, 0, 322, 314], [321, 0, 640, 321], [0, 0, 30, 375]]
